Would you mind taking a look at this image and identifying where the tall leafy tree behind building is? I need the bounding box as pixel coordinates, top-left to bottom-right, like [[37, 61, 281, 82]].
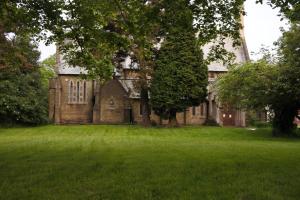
[[150, 0, 207, 126], [272, 22, 300, 135], [217, 23, 300, 136], [40, 54, 56, 88], [0, 1, 62, 125], [0, 36, 49, 125], [217, 1, 300, 135], [50, 0, 246, 126]]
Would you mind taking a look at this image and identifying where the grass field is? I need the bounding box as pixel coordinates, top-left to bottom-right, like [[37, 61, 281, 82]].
[[0, 125, 300, 200]]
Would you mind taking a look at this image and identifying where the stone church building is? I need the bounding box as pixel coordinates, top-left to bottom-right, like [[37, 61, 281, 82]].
[[49, 35, 249, 126]]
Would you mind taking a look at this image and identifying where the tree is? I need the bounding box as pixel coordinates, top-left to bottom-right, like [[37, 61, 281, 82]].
[[150, 1, 207, 126], [0, 1, 60, 125], [217, 60, 276, 110], [0, 0, 64, 40], [47, 0, 298, 128], [271, 23, 300, 135], [216, 0, 300, 135], [0, 36, 48, 125], [257, 0, 300, 22], [40, 54, 56, 88], [217, 32, 300, 136], [49, 0, 245, 126]]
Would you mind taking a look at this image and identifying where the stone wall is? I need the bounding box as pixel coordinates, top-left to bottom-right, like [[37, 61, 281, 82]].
[[131, 100, 207, 125], [49, 75, 94, 124], [98, 79, 129, 123], [49, 76, 232, 126]]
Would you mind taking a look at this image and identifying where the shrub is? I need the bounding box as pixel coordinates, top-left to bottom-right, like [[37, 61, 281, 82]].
[[0, 68, 48, 125]]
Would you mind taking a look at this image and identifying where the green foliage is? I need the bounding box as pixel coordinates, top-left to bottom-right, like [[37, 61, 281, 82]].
[[257, 0, 300, 22], [51, 0, 245, 80], [271, 23, 300, 135], [39, 54, 56, 88], [217, 60, 277, 110], [217, 22, 300, 135], [150, 1, 207, 123], [246, 110, 270, 128], [0, 1, 60, 125], [0, 69, 48, 125], [46, 0, 245, 125], [0, 35, 48, 125], [0, 0, 64, 39]]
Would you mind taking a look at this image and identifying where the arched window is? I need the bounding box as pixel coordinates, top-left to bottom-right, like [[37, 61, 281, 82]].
[[77, 81, 80, 102], [83, 81, 87, 102], [200, 104, 204, 116], [69, 81, 73, 103], [68, 80, 87, 104]]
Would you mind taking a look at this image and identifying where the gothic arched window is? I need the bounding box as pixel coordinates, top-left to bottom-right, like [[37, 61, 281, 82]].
[[77, 81, 80, 102], [200, 104, 204, 116], [68, 80, 88, 104], [69, 81, 73, 103], [83, 81, 87, 102]]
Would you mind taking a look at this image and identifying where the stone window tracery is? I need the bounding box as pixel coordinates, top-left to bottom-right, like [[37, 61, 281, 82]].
[[68, 80, 87, 104]]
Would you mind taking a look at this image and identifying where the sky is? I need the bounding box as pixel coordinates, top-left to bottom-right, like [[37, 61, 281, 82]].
[[38, 0, 289, 61]]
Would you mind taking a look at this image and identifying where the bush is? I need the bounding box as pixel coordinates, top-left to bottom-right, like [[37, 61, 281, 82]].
[[0, 68, 48, 125], [254, 121, 271, 128]]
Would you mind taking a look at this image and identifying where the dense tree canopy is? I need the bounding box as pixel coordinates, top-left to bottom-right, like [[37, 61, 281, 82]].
[[150, 0, 207, 126], [1, 0, 298, 126], [48, 0, 246, 126], [40, 54, 56, 88], [217, 21, 300, 135], [0, 1, 57, 125], [0, 36, 48, 125], [217, 0, 300, 135], [217, 61, 276, 110]]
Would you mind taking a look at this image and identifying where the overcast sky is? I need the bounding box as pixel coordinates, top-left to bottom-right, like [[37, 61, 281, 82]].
[[38, 0, 289, 61]]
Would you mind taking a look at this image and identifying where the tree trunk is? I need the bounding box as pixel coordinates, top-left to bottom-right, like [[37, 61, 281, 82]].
[[168, 109, 178, 127], [272, 106, 297, 136], [140, 87, 151, 126]]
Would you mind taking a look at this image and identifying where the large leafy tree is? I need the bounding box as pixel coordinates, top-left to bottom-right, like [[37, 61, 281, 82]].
[[150, 0, 207, 126], [2, 0, 297, 127], [217, 22, 300, 135], [0, 1, 61, 125], [217, 60, 277, 115], [272, 22, 300, 135], [40, 54, 56, 88], [257, 0, 300, 22], [50, 0, 245, 126], [0, 36, 48, 125], [217, 0, 300, 135]]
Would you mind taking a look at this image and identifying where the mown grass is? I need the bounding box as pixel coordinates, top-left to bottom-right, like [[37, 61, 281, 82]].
[[0, 125, 299, 200]]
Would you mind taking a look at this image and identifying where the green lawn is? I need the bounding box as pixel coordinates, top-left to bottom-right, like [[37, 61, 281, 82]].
[[0, 125, 299, 200]]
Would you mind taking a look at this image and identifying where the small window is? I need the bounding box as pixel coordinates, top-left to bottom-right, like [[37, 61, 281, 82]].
[[83, 81, 87, 102], [200, 104, 204, 116], [69, 81, 73, 103], [192, 106, 196, 116], [77, 81, 80, 102]]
